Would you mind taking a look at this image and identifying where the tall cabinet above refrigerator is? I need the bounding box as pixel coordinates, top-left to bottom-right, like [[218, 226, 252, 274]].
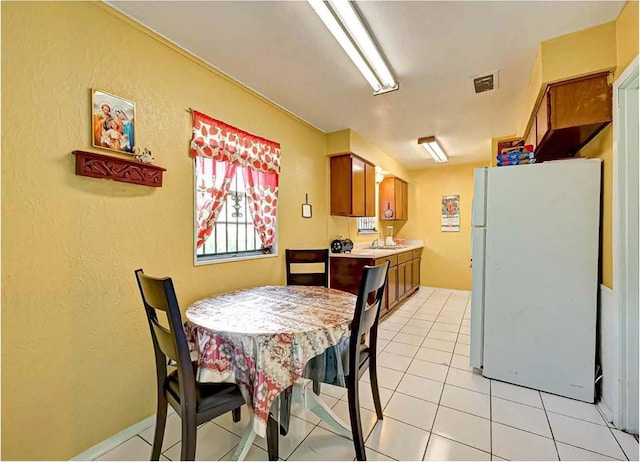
[[470, 159, 601, 402]]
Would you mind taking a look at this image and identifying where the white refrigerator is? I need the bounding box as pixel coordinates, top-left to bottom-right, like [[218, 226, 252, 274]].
[[470, 159, 601, 403]]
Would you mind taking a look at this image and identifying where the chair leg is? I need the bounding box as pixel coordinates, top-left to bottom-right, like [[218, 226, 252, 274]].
[[151, 395, 168, 461], [232, 407, 242, 423], [279, 387, 293, 436], [266, 412, 279, 461], [368, 357, 384, 420], [312, 380, 321, 395], [347, 379, 367, 461], [180, 411, 197, 461]]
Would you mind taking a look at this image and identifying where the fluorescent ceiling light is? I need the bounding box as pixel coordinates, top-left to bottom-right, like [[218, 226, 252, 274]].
[[308, 0, 398, 95], [418, 136, 449, 163]]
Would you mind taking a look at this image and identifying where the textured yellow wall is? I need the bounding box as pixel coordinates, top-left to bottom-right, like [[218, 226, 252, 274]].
[[541, 21, 617, 83], [1, 2, 329, 459], [576, 0, 639, 289], [326, 129, 351, 155], [517, 21, 617, 136], [616, 0, 639, 77], [402, 162, 488, 291], [518, 47, 544, 136]]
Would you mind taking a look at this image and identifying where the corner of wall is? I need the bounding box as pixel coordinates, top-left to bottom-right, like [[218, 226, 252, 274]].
[[615, 0, 639, 79]]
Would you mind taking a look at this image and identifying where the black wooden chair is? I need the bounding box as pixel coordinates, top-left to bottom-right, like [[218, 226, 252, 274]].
[[285, 248, 329, 397], [134, 269, 245, 461], [342, 262, 390, 461], [285, 248, 329, 287]]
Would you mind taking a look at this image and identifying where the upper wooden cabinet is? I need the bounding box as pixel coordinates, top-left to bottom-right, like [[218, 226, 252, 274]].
[[330, 154, 376, 217], [526, 72, 612, 162], [379, 177, 408, 221]]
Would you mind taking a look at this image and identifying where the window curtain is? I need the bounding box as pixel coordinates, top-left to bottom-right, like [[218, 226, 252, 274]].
[[195, 158, 237, 249], [191, 111, 280, 250]]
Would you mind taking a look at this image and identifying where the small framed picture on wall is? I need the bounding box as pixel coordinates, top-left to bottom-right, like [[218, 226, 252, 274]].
[[91, 89, 136, 154], [441, 195, 460, 232]]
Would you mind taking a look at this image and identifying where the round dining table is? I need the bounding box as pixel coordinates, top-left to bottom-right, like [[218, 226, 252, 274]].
[[184, 285, 356, 459]]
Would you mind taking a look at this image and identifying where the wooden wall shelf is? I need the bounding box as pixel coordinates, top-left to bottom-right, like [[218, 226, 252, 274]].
[[72, 150, 166, 187]]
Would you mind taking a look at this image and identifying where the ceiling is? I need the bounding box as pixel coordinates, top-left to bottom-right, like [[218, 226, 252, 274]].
[[109, 1, 624, 169]]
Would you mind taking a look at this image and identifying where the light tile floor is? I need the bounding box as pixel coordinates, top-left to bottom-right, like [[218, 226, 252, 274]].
[[96, 287, 639, 461]]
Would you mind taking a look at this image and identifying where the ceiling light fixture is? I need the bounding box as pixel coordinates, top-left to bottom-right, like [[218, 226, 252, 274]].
[[307, 0, 398, 95], [418, 136, 449, 163]]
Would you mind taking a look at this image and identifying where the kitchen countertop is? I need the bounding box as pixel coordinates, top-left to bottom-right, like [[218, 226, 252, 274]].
[[330, 240, 424, 259]]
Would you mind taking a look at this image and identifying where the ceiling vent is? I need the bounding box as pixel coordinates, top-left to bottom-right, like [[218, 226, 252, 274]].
[[473, 71, 499, 94]]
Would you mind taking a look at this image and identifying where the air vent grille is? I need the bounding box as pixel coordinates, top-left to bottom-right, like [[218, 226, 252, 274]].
[[473, 71, 499, 94], [473, 74, 495, 93]]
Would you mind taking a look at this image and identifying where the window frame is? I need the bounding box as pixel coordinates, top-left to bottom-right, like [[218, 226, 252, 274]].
[[357, 216, 379, 235], [192, 160, 278, 266]]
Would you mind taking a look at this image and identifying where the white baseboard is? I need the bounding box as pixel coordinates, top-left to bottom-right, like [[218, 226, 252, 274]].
[[598, 399, 615, 425], [70, 414, 156, 461], [599, 284, 620, 427]]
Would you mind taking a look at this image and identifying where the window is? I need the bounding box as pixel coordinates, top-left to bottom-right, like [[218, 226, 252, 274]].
[[357, 216, 378, 233], [196, 160, 263, 259], [191, 111, 280, 263]]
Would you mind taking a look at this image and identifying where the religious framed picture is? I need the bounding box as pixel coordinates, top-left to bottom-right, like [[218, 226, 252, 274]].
[[91, 89, 136, 154]]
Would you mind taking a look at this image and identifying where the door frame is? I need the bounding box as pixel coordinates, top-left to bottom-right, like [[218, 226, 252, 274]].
[[613, 55, 639, 433]]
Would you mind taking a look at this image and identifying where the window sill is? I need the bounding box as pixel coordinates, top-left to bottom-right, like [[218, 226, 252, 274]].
[[357, 230, 380, 236], [194, 252, 278, 266]]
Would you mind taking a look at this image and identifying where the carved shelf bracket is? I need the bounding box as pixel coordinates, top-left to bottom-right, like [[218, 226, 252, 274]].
[[72, 150, 166, 187]]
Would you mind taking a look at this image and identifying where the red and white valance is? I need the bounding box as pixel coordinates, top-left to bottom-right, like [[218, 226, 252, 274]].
[[190, 111, 281, 174], [192, 110, 280, 251]]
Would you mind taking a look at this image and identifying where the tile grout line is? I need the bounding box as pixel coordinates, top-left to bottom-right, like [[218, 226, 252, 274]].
[[589, 392, 631, 461], [419, 291, 456, 460], [603, 418, 632, 461], [489, 375, 493, 459], [556, 440, 632, 461], [330, 289, 442, 461], [283, 416, 322, 461], [377, 288, 451, 460], [357, 289, 439, 459], [539, 391, 562, 461]]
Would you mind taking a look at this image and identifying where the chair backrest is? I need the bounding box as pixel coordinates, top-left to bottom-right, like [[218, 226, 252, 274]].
[[285, 249, 329, 287], [134, 269, 196, 399], [349, 262, 390, 365]]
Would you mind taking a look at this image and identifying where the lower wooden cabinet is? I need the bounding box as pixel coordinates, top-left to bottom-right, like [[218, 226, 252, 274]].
[[387, 265, 398, 311], [329, 247, 423, 319], [412, 257, 421, 291]]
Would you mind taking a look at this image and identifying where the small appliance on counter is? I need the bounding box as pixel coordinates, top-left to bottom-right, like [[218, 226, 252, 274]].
[[384, 226, 395, 247], [330, 237, 354, 253]]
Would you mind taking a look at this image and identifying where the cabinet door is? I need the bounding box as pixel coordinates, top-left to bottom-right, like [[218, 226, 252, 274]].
[[395, 179, 406, 220], [388, 265, 398, 307], [405, 260, 413, 294], [397, 263, 406, 298], [364, 161, 376, 217], [382, 279, 390, 313], [401, 180, 408, 220], [551, 73, 612, 129], [379, 177, 395, 219], [412, 257, 421, 290], [351, 156, 365, 216], [330, 155, 352, 216], [536, 91, 550, 145]]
